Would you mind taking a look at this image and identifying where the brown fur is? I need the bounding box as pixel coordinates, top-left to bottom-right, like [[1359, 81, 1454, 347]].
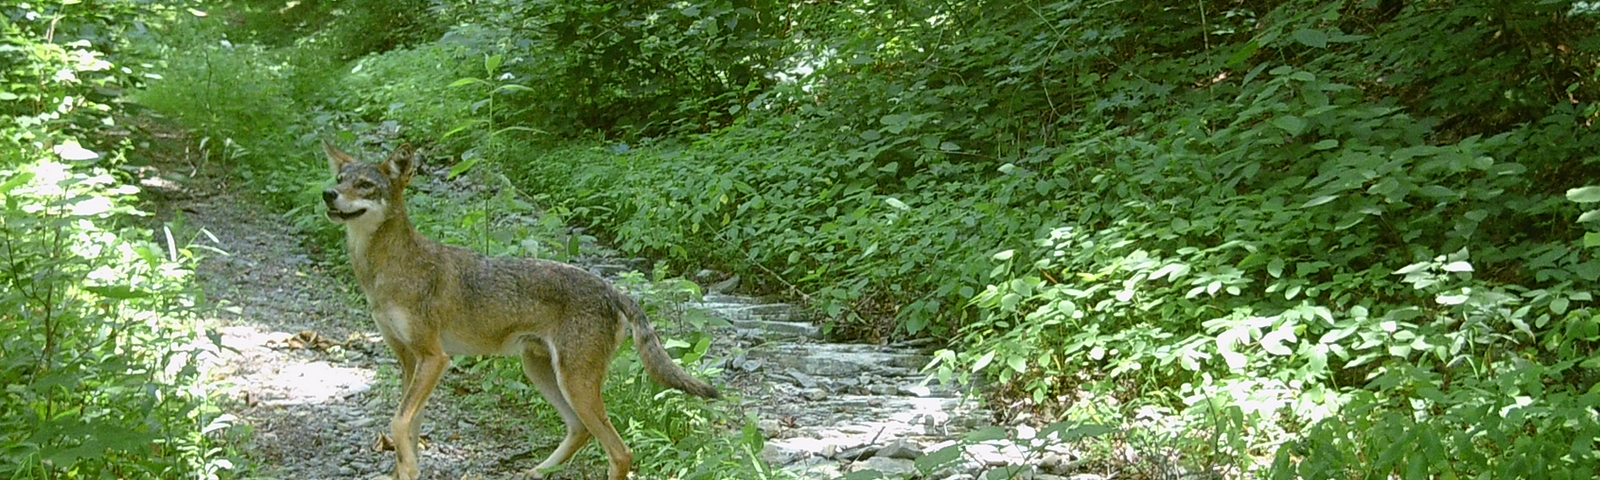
[[320, 141, 717, 480]]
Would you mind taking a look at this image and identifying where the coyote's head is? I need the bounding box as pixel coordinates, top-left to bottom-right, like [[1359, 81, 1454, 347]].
[[321, 141, 415, 229]]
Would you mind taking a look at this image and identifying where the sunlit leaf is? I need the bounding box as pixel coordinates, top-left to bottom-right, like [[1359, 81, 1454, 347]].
[[1260, 328, 1297, 356], [53, 142, 99, 160], [448, 156, 480, 179], [971, 351, 995, 373], [1301, 195, 1338, 208], [1567, 186, 1600, 203]]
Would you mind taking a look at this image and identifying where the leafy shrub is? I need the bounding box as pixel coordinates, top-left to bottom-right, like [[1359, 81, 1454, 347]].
[[0, 156, 231, 479], [504, 0, 1600, 475], [2, 2, 233, 476], [335, 41, 479, 142], [139, 0, 1600, 476], [430, 0, 788, 137]]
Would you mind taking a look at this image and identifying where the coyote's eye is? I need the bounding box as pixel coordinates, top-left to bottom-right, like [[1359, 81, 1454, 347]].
[[355, 180, 375, 190]]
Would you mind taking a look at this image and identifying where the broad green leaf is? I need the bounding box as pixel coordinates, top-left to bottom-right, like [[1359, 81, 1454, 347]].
[[1394, 262, 1430, 275], [1006, 355, 1026, 373], [993, 249, 1014, 261], [1584, 232, 1600, 248], [1310, 139, 1339, 150], [1551, 297, 1570, 315], [485, 54, 503, 75], [1578, 210, 1600, 223], [496, 84, 537, 93], [1260, 328, 1297, 356], [964, 426, 1008, 442], [1151, 263, 1188, 281], [1227, 40, 1260, 66], [1272, 115, 1307, 136], [1293, 29, 1328, 48], [1441, 261, 1473, 272], [448, 77, 485, 88], [1567, 186, 1600, 203], [840, 471, 883, 480], [0, 171, 36, 194], [491, 125, 549, 137], [1301, 195, 1338, 208], [53, 142, 99, 160], [440, 118, 487, 140], [85, 285, 153, 299], [971, 351, 996, 373], [916, 445, 963, 474], [448, 156, 480, 179], [1267, 257, 1285, 278], [1220, 350, 1247, 370]]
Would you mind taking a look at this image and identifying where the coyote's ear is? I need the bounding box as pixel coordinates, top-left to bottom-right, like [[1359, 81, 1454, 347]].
[[380, 144, 417, 184], [323, 140, 355, 177]]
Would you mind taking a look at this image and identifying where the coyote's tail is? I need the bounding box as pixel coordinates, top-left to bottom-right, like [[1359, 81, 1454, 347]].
[[611, 292, 720, 399]]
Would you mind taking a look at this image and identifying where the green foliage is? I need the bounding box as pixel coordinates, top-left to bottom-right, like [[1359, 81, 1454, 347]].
[[503, 0, 1600, 475], [0, 156, 232, 479], [433, 0, 787, 136], [133, 0, 1600, 477], [334, 41, 480, 143], [218, 0, 444, 58], [1, 2, 234, 477]]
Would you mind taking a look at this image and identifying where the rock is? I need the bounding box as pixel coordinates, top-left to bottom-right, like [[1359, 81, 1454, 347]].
[[758, 419, 783, 438], [897, 384, 933, 397], [967, 442, 1026, 467], [876, 438, 925, 460], [1016, 424, 1037, 440], [801, 389, 829, 401], [1039, 453, 1067, 474], [338, 466, 356, 476], [761, 443, 806, 466], [708, 274, 741, 293], [787, 368, 819, 389], [834, 444, 878, 461], [850, 456, 918, 478]]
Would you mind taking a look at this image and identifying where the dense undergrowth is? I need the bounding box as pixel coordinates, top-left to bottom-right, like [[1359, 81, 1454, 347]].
[[130, 2, 762, 479], [0, 0, 237, 478], [123, 0, 1600, 478]]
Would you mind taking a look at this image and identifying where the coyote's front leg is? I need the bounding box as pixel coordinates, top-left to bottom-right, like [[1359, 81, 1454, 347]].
[[390, 353, 448, 480]]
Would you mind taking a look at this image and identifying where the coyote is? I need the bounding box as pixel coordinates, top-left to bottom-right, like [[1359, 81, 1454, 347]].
[[320, 141, 719, 480]]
